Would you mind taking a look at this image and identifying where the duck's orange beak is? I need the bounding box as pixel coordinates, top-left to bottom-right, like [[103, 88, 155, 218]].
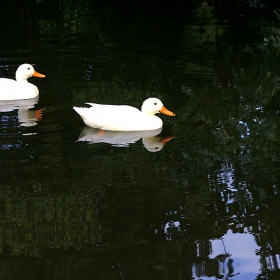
[[160, 106, 175, 116], [33, 70, 46, 78]]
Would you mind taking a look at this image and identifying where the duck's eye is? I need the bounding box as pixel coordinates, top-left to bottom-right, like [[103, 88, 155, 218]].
[[154, 103, 157, 105], [27, 67, 30, 70]]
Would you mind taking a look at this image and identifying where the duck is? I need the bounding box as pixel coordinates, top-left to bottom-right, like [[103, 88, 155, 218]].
[[73, 97, 175, 131], [0, 63, 45, 100]]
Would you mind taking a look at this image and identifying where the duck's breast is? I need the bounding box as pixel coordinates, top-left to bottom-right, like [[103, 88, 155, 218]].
[[0, 79, 38, 100]]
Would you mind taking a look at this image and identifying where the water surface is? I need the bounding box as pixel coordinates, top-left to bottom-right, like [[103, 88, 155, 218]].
[[0, 0, 280, 279]]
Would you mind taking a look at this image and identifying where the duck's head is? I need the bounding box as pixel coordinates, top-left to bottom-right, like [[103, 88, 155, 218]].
[[141, 98, 175, 116], [15, 63, 45, 82]]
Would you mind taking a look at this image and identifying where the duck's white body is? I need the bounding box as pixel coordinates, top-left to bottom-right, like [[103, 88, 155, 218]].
[[0, 64, 45, 100], [73, 98, 175, 131]]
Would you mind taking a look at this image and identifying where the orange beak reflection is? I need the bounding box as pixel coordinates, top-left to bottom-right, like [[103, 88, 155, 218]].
[[33, 70, 46, 78], [160, 106, 175, 116], [160, 136, 175, 145]]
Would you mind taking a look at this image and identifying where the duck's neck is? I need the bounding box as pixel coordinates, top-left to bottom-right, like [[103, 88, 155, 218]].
[[15, 74, 29, 84]]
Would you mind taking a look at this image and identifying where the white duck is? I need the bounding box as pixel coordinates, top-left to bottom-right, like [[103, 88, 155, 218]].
[[0, 63, 45, 100], [73, 97, 175, 131]]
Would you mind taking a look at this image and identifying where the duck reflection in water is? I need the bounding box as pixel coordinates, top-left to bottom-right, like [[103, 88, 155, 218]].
[[76, 126, 174, 152], [0, 96, 45, 127]]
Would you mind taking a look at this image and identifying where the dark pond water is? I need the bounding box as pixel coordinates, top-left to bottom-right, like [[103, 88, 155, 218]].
[[1, 0, 280, 279]]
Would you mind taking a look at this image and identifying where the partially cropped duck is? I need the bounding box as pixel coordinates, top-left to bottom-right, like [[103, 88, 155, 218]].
[[0, 63, 45, 100], [73, 97, 175, 131]]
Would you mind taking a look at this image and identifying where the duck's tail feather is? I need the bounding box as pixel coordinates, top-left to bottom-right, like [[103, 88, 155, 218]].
[[85, 102, 98, 107], [73, 106, 85, 116]]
